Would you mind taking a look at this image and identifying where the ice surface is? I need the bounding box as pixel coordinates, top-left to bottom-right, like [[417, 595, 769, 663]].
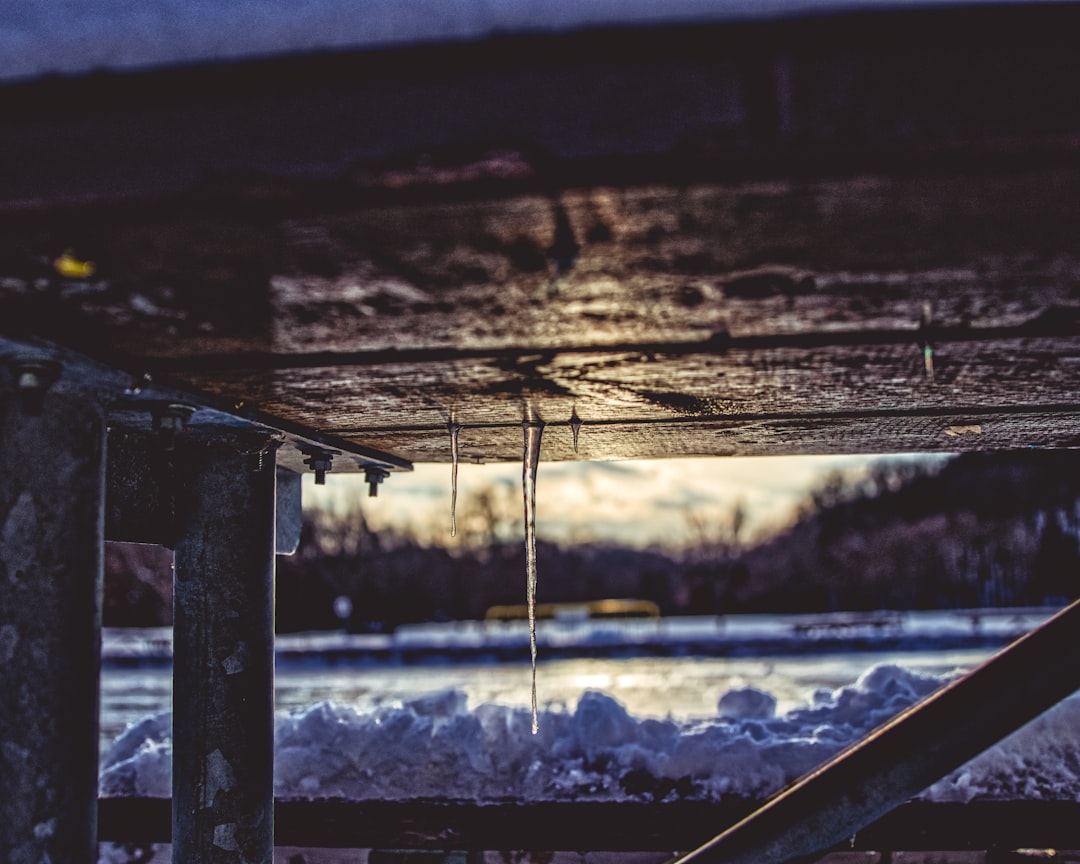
[[103, 608, 1058, 667], [99, 662, 1080, 804]]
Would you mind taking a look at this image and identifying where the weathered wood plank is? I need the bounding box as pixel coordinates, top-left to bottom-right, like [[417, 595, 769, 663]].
[[147, 332, 1080, 461], [4, 172, 1080, 358], [314, 411, 1080, 464], [1, 5, 1079, 461]]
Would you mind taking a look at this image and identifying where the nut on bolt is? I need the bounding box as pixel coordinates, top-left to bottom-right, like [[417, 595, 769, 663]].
[[152, 403, 197, 450], [11, 359, 61, 415], [304, 450, 334, 485], [365, 466, 390, 497]]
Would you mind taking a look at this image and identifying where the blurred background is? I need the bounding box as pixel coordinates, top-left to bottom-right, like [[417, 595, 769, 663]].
[[103, 450, 1080, 632]]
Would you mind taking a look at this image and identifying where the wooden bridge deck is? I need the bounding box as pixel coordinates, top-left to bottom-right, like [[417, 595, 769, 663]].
[[2, 3, 1079, 466]]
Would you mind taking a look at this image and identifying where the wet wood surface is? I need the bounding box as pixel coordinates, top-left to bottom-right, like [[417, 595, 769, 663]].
[[2, 5, 1079, 463]]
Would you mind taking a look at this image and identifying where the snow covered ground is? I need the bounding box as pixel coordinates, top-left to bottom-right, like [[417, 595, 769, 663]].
[[100, 662, 1080, 805], [99, 608, 1054, 755], [100, 608, 1080, 805], [97, 609, 1080, 864]]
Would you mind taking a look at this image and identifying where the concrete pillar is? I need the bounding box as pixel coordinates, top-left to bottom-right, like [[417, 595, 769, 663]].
[[0, 363, 106, 863], [172, 431, 279, 864]]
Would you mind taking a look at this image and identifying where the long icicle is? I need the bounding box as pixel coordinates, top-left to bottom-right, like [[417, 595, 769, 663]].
[[449, 421, 462, 537], [522, 419, 545, 734]]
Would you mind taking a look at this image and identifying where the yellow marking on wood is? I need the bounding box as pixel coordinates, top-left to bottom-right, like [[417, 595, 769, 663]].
[[944, 425, 983, 437]]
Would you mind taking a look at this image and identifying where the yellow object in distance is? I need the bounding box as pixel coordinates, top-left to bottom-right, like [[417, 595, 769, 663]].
[[53, 250, 96, 279]]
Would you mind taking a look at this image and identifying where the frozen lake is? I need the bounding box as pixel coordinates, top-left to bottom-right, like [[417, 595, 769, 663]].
[[99, 607, 1080, 808], [101, 605, 1053, 758], [102, 647, 998, 755]]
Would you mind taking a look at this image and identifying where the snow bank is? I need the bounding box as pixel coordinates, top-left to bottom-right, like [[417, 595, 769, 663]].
[[100, 663, 1080, 803]]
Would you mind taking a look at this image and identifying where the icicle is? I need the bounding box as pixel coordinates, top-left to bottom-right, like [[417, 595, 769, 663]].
[[569, 409, 583, 454], [449, 421, 462, 537], [919, 301, 935, 384], [522, 418, 545, 734]]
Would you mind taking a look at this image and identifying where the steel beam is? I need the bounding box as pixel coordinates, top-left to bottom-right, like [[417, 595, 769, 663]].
[[0, 361, 105, 863], [172, 429, 279, 864], [671, 595, 1080, 864], [105, 426, 304, 554], [275, 468, 302, 556]]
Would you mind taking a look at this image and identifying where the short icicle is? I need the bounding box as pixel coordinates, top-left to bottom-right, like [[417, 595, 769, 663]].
[[569, 409, 583, 454], [522, 418, 545, 734], [449, 421, 462, 537]]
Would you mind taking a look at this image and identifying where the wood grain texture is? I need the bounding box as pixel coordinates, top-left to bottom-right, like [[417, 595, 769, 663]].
[[2, 6, 1079, 462], [4, 173, 1080, 358]]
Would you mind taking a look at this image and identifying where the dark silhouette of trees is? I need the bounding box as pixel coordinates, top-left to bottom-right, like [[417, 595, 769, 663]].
[[737, 452, 1080, 612]]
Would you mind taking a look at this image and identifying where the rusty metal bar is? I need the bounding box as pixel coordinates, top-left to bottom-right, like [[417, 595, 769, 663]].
[[0, 360, 105, 862], [671, 595, 1080, 864], [95, 798, 1080, 852], [172, 429, 279, 864]]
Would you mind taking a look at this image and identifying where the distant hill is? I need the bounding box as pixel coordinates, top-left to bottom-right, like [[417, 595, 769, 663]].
[[724, 452, 1080, 613]]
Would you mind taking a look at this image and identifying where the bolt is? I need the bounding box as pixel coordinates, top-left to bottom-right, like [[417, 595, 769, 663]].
[[304, 450, 334, 485], [153, 403, 197, 450], [365, 466, 390, 497], [11, 360, 60, 416]]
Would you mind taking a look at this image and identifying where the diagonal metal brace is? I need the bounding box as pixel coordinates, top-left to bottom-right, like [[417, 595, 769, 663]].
[[671, 595, 1080, 864]]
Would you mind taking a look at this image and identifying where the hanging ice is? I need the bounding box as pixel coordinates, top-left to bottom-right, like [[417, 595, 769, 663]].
[[569, 410, 583, 454], [449, 421, 462, 537], [522, 418, 545, 734]]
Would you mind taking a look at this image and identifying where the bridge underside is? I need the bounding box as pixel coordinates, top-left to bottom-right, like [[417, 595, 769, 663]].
[[2, 3, 1079, 466], [2, 5, 1080, 863]]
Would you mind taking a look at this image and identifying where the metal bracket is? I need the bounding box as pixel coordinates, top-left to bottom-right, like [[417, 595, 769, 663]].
[[106, 425, 303, 554], [301, 447, 338, 485], [365, 466, 390, 497]]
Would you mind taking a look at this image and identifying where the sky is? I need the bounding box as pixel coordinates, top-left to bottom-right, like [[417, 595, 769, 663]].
[[304, 453, 948, 549]]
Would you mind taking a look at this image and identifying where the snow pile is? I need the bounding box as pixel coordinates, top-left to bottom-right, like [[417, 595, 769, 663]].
[[99, 663, 1080, 803]]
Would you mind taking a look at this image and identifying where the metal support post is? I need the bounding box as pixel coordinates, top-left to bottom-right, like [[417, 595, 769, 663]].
[[671, 595, 1080, 864], [172, 430, 279, 864], [0, 363, 105, 863]]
